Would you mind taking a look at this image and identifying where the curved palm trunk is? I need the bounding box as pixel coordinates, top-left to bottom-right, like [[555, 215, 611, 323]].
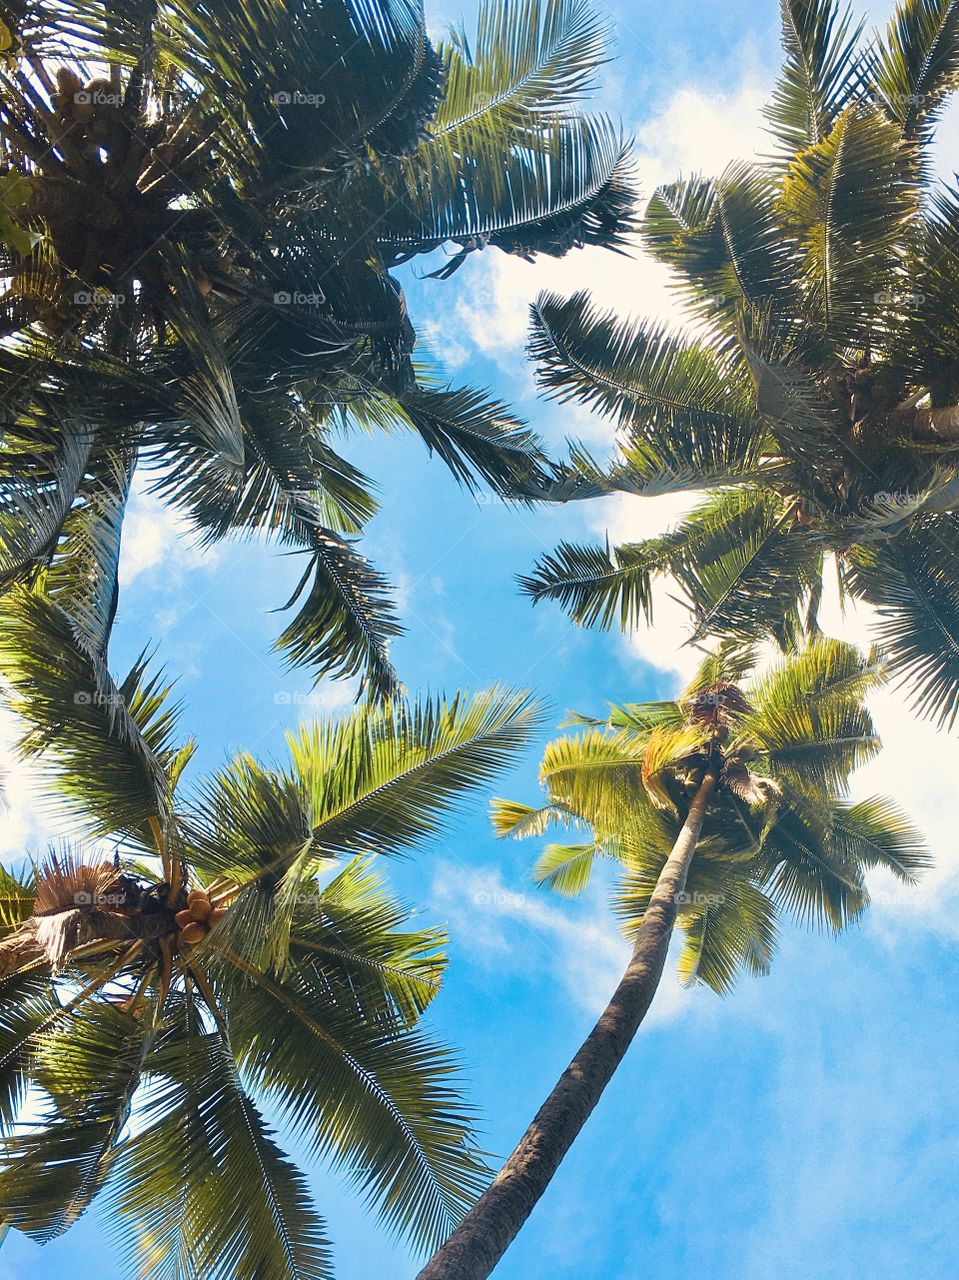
[[416, 768, 718, 1280]]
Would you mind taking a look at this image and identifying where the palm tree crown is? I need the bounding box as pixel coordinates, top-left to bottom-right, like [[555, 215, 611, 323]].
[[0, 584, 544, 1278], [522, 0, 959, 725], [0, 0, 636, 696], [496, 638, 929, 992]]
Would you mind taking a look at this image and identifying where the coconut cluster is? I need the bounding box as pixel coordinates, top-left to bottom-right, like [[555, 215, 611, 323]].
[[175, 889, 227, 947], [49, 68, 118, 145]]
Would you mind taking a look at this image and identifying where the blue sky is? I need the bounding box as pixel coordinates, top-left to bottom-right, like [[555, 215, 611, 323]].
[[4, 0, 959, 1277]]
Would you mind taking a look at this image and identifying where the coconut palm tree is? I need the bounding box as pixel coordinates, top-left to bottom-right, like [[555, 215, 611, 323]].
[[0, 0, 636, 696], [0, 583, 544, 1278], [416, 637, 929, 1280], [522, 0, 959, 726]]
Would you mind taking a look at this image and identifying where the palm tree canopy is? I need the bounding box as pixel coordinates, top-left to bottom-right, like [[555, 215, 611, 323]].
[[522, 0, 959, 726], [493, 638, 929, 995], [0, 582, 545, 1278], [0, 0, 637, 697]]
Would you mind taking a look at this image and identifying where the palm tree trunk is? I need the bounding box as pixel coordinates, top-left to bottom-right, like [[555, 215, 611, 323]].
[[889, 404, 959, 439], [416, 767, 718, 1280]]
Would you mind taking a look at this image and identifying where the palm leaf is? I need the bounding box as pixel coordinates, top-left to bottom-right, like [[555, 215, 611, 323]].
[[830, 795, 931, 880], [274, 528, 402, 702], [530, 841, 608, 896], [675, 871, 779, 995], [766, 0, 865, 157], [213, 952, 487, 1256], [0, 590, 183, 842], [846, 515, 959, 727], [431, 0, 608, 154], [0, 1001, 151, 1241], [109, 1017, 333, 1280], [871, 0, 959, 142]]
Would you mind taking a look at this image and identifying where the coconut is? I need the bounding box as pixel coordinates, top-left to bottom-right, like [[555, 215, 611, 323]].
[[179, 921, 205, 945]]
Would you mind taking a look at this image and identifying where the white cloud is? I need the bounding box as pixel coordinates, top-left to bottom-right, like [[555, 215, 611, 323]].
[[815, 570, 959, 932], [273, 677, 359, 722], [589, 490, 705, 684], [429, 860, 697, 1025], [0, 703, 45, 860], [119, 481, 219, 588], [445, 78, 772, 381], [633, 82, 770, 187]]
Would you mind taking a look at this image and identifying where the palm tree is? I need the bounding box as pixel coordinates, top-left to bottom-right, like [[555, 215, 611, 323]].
[[0, 583, 544, 1278], [522, 0, 959, 725], [0, 0, 636, 696], [416, 637, 929, 1280]]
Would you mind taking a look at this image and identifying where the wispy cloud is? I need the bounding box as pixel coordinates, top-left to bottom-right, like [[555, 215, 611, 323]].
[[119, 479, 220, 588], [429, 859, 698, 1025]]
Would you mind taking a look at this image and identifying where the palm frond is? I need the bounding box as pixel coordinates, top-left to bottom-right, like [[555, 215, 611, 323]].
[[189, 689, 544, 885], [520, 535, 677, 630], [213, 952, 488, 1256], [0, 1001, 151, 1241], [759, 798, 869, 930], [274, 528, 402, 702], [0, 590, 181, 842], [292, 856, 446, 1025], [42, 451, 131, 658], [675, 872, 779, 995], [871, 0, 959, 142], [766, 0, 866, 158], [528, 290, 768, 493], [0, 969, 59, 1132], [846, 515, 959, 727], [380, 114, 637, 265], [530, 841, 608, 896], [431, 0, 608, 152], [642, 163, 799, 336], [777, 104, 919, 346], [490, 797, 579, 839], [830, 795, 931, 880], [392, 384, 552, 498], [109, 1018, 333, 1280], [665, 489, 822, 649], [537, 728, 666, 837]]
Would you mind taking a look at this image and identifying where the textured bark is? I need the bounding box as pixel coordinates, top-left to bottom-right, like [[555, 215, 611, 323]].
[[890, 404, 959, 439], [0, 905, 175, 976], [416, 769, 718, 1280]]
